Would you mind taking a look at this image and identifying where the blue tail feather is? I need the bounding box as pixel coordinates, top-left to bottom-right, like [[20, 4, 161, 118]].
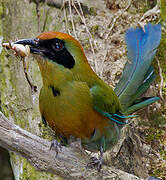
[[115, 23, 161, 113], [95, 24, 161, 125]]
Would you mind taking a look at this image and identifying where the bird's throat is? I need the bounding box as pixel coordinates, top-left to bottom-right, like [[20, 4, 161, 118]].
[[37, 56, 73, 87]]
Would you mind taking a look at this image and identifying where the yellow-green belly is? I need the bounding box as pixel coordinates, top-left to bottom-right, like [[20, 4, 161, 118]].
[[39, 83, 110, 139]]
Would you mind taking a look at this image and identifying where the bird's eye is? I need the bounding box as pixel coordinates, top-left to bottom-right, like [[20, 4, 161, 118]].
[[52, 41, 64, 52]]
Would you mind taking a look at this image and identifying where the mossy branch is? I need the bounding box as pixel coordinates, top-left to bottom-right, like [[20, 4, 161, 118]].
[[0, 111, 140, 179]]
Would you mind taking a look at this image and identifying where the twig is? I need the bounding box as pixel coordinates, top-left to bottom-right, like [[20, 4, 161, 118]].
[[105, 0, 132, 40], [73, 0, 98, 73], [156, 57, 164, 101], [69, 0, 78, 39], [36, 2, 41, 32], [0, 111, 140, 179], [22, 57, 38, 94], [42, 8, 51, 32], [139, 3, 160, 22], [46, 0, 63, 8], [101, 0, 132, 77], [42, 1, 51, 32], [99, 43, 108, 78], [63, 1, 71, 34]]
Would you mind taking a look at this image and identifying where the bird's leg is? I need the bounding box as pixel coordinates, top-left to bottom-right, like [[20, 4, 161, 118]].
[[87, 145, 104, 172], [50, 135, 68, 157], [50, 139, 62, 157], [98, 145, 104, 171], [87, 137, 105, 171]]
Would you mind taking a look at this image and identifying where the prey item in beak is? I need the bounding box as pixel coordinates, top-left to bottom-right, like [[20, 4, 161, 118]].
[[3, 38, 42, 57], [3, 39, 38, 93], [3, 42, 30, 57], [14, 38, 42, 55]]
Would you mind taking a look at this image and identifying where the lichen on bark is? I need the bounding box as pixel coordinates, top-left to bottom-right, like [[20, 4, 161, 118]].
[[0, 0, 61, 179]]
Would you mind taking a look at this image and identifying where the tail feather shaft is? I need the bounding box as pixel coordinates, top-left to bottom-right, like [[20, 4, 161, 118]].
[[115, 24, 161, 113]]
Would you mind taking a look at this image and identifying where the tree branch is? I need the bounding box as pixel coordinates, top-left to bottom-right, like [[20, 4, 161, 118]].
[[0, 111, 140, 179]]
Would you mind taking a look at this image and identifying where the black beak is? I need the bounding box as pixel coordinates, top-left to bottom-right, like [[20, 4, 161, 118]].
[[14, 38, 42, 54], [14, 38, 37, 46]]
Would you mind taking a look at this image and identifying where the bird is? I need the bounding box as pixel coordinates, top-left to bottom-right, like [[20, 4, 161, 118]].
[[13, 23, 161, 169]]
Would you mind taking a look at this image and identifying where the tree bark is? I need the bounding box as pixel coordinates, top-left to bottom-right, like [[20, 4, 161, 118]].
[[0, 111, 141, 179], [0, 0, 58, 179]]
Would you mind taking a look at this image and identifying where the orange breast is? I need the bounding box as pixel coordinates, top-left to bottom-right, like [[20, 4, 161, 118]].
[[39, 83, 110, 139], [43, 106, 109, 139]]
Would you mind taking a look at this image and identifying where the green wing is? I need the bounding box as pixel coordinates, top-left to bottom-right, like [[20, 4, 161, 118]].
[[90, 82, 136, 125], [90, 83, 121, 114]]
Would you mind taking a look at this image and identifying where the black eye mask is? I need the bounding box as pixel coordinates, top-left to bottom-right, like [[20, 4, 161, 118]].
[[15, 38, 75, 69], [37, 38, 75, 69]]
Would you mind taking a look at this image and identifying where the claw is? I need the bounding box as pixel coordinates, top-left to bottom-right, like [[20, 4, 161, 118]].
[[87, 156, 103, 172], [86, 146, 104, 172], [50, 139, 62, 157]]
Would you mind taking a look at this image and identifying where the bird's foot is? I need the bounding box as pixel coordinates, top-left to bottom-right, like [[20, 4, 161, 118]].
[[87, 145, 104, 172], [87, 156, 103, 172], [50, 139, 62, 157]]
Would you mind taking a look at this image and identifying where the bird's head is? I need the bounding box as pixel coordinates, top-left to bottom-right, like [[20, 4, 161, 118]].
[[14, 32, 97, 85], [15, 32, 88, 69]]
